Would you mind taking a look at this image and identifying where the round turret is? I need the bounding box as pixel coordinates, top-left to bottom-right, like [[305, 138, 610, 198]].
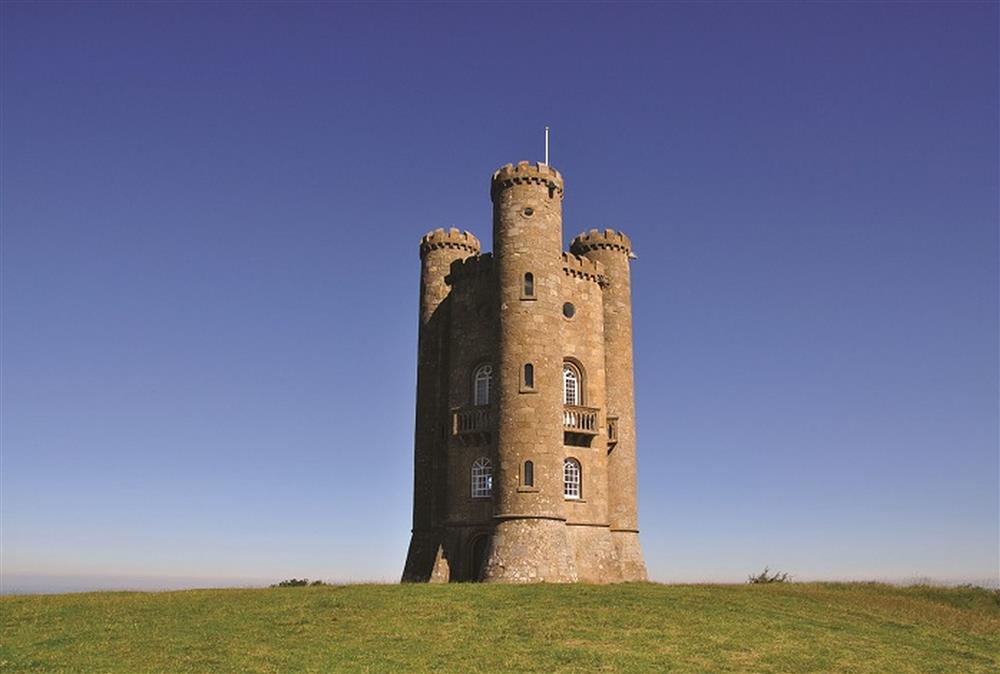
[[483, 160, 578, 583], [570, 227, 646, 581], [491, 161, 564, 201], [419, 227, 481, 260], [570, 228, 632, 257], [403, 225, 482, 582]]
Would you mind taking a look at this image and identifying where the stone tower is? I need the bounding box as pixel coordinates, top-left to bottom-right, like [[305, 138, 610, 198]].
[[402, 161, 647, 583]]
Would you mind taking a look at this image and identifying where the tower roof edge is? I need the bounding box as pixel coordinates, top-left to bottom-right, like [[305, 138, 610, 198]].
[[491, 161, 564, 200], [569, 228, 633, 256], [419, 227, 481, 258]]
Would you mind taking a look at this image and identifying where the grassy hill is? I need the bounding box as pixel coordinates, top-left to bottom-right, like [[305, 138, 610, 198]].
[[2, 582, 998, 673]]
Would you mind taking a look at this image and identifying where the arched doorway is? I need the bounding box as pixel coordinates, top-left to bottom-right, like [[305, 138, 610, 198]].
[[469, 534, 490, 582]]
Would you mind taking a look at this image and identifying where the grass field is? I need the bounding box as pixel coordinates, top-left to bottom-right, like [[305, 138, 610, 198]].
[[1, 582, 998, 673]]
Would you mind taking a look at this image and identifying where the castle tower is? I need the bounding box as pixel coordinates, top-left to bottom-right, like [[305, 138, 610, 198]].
[[571, 230, 648, 581], [402, 228, 480, 582], [402, 160, 647, 584], [483, 162, 578, 582]]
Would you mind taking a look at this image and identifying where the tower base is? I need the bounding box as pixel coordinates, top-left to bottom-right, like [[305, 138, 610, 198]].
[[482, 517, 578, 583], [566, 524, 622, 583], [612, 530, 648, 581]]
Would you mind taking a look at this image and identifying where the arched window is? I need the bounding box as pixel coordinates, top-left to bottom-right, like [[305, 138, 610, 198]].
[[563, 363, 581, 405], [522, 460, 534, 487], [523, 272, 534, 297], [471, 457, 493, 498], [473, 364, 493, 406], [564, 458, 581, 499], [523, 363, 534, 389]]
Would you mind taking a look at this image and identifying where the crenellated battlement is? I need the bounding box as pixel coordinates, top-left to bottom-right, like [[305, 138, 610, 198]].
[[447, 252, 494, 284], [491, 161, 564, 200], [570, 228, 632, 257], [562, 252, 607, 285], [419, 227, 481, 259]]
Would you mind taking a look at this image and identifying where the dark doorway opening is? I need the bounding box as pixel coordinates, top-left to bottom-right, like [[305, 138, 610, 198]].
[[469, 535, 490, 582]]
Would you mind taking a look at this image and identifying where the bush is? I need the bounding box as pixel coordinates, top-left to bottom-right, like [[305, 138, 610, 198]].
[[748, 567, 791, 584], [272, 578, 328, 588]]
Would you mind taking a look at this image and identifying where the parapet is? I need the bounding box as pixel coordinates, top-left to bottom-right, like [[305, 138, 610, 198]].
[[491, 161, 565, 200], [420, 227, 481, 259], [562, 252, 606, 286], [447, 252, 494, 285], [570, 228, 632, 257]]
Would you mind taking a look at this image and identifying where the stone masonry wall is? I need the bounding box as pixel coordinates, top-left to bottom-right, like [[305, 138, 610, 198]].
[[443, 254, 497, 576], [559, 264, 610, 529]]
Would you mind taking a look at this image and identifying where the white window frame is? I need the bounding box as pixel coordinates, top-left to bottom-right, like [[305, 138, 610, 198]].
[[471, 457, 493, 498], [563, 363, 580, 406], [564, 458, 581, 500], [473, 364, 493, 406]]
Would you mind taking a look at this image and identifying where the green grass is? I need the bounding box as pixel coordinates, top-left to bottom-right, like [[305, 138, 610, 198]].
[[2, 582, 998, 673]]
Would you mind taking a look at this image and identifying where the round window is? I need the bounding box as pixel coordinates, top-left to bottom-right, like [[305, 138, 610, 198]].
[[522, 207, 534, 217], [562, 302, 576, 319]]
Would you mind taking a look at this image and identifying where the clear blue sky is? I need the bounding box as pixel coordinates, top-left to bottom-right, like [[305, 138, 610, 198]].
[[2, 1, 997, 591]]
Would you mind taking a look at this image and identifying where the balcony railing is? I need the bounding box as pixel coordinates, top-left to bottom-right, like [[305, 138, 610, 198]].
[[454, 404, 599, 437], [607, 416, 619, 446], [453, 405, 494, 435], [563, 405, 599, 435]]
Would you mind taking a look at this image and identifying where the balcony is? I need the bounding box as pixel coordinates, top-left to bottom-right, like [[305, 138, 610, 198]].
[[607, 416, 619, 447], [454, 404, 599, 442], [453, 405, 494, 436], [563, 405, 599, 435]]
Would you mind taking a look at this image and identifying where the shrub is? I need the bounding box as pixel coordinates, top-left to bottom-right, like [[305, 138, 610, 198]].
[[748, 567, 791, 584], [271, 578, 328, 588]]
